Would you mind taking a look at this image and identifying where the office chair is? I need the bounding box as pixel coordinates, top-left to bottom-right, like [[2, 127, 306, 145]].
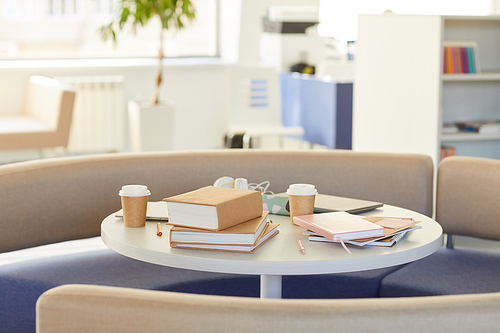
[[0, 75, 76, 156]]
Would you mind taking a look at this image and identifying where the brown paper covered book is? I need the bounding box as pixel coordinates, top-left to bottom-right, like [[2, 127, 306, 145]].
[[163, 186, 263, 231], [170, 222, 279, 253], [170, 211, 269, 245]]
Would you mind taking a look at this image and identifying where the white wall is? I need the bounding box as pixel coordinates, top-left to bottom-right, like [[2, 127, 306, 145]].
[[237, 0, 321, 65]]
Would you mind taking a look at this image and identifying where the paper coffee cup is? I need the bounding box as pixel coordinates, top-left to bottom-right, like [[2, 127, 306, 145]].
[[119, 185, 151, 228], [286, 184, 317, 225]]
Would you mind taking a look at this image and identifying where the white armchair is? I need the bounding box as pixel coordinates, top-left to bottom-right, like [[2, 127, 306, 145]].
[[0, 76, 76, 154]]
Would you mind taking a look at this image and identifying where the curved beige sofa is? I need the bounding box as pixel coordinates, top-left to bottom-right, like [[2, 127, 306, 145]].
[[0, 149, 434, 332], [37, 284, 500, 333], [0, 149, 433, 253]]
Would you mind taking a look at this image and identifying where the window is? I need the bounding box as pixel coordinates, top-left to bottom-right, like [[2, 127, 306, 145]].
[[0, 0, 218, 59]]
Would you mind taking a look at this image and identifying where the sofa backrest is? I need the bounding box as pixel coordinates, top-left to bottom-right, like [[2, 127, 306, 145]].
[[436, 156, 500, 241], [37, 284, 500, 333], [0, 150, 433, 253]]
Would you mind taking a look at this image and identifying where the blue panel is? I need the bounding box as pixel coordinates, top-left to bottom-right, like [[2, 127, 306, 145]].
[[280, 73, 302, 127], [336, 83, 353, 150], [280, 73, 353, 149], [300, 77, 336, 148]]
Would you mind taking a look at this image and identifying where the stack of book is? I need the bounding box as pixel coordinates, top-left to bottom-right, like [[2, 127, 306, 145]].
[[163, 186, 279, 253], [442, 41, 479, 74], [442, 122, 459, 134], [441, 146, 456, 160], [456, 120, 500, 134], [293, 212, 420, 250]]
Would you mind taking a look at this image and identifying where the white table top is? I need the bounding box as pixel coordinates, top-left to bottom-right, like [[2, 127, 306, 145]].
[[101, 204, 443, 276]]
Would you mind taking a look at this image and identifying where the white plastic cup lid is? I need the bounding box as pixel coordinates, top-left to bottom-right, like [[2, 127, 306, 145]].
[[119, 185, 151, 197], [286, 184, 317, 196]]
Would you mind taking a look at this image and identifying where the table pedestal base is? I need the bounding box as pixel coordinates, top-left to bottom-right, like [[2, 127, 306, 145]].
[[260, 275, 282, 299]]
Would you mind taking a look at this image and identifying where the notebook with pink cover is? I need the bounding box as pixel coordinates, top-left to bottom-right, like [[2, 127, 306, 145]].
[[293, 212, 384, 241]]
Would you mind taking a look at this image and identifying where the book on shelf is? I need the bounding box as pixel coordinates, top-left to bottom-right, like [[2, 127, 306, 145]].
[[170, 222, 279, 253], [305, 216, 421, 247], [479, 121, 500, 134], [442, 41, 480, 74], [441, 146, 456, 160], [456, 120, 500, 134], [170, 211, 269, 245], [292, 212, 385, 242], [442, 122, 459, 134], [163, 186, 263, 231]]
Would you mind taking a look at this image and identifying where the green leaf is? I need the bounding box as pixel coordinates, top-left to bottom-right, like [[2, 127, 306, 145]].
[[98, 0, 198, 43], [119, 7, 130, 24]]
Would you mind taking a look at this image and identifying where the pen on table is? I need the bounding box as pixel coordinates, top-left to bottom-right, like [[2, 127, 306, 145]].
[[156, 222, 162, 236], [298, 239, 305, 254]]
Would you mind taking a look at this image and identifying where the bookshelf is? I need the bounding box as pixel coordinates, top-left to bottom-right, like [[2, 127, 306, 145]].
[[353, 14, 500, 170], [442, 73, 500, 81]]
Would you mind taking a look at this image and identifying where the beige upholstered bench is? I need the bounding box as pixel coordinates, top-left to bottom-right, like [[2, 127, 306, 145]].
[[37, 284, 500, 333], [0, 150, 434, 332]]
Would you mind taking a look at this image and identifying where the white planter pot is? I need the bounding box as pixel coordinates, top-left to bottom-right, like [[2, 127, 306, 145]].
[[128, 100, 175, 152]]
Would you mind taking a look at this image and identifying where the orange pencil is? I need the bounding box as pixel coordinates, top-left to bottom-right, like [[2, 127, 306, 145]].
[[298, 239, 305, 254]]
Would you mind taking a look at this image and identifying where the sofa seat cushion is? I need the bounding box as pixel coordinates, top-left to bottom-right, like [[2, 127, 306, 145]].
[[0, 249, 255, 333], [283, 265, 406, 299], [379, 247, 500, 297], [0, 234, 406, 332], [168, 266, 405, 300]]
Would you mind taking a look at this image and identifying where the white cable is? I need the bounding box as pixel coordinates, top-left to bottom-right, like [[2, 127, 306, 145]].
[[248, 180, 274, 195]]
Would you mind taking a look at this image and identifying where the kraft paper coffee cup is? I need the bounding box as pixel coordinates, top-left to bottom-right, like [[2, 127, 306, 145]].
[[286, 184, 317, 225], [119, 185, 151, 228]]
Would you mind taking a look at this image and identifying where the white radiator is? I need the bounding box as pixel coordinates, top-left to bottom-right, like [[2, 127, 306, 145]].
[[57, 76, 125, 153]]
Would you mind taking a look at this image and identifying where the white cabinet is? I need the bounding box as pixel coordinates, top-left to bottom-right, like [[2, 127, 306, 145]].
[[353, 14, 500, 168]]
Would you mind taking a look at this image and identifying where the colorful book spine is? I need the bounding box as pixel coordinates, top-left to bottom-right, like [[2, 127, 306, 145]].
[[450, 47, 457, 73], [441, 146, 456, 161], [443, 47, 447, 74], [468, 47, 475, 73], [457, 47, 463, 73], [461, 47, 470, 73], [446, 46, 453, 73], [443, 43, 478, 74]]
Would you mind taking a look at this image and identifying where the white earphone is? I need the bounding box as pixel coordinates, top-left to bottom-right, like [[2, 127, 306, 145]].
[[213, 176, 249, 190], [234, 178, 248, 190]]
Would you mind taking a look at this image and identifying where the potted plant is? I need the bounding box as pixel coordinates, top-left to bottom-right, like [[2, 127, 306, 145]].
[[99, 0, 196, 151]]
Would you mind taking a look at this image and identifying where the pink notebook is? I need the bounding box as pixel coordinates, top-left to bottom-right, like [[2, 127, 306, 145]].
[[293, 212, 384, 242]]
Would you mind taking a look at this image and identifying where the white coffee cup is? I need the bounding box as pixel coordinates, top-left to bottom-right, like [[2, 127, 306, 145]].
[[119, 185, 151, 228], [286, 184, 317, 225], [119, 185, 151, 197], [286, 184, 318, 196]]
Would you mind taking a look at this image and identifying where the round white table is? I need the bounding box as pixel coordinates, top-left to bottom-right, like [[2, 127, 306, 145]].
[[101, 204, 443, 299]]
